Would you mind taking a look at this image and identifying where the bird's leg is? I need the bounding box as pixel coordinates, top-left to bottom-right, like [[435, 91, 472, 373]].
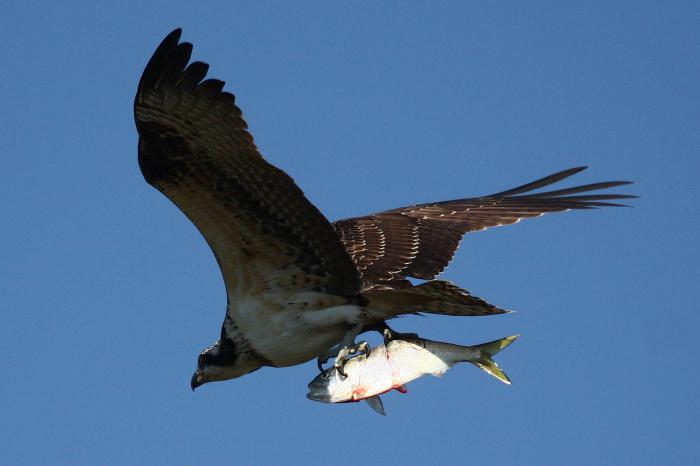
[[316, 355, 330, 375], [313, 308, 372, 376], [308, 305, 368, 375]]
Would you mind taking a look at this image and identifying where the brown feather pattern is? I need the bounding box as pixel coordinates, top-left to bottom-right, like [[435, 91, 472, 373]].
[[136, 30, 635, 301], [364, 280, 509, 317], [134, 29, 362, 299], [334, 167, 635, 288]]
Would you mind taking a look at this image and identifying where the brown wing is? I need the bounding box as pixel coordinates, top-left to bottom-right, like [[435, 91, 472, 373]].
[[135, 29, 361, 300], [334, 167, 634, 289]]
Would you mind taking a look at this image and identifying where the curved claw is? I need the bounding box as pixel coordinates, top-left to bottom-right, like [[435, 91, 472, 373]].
[[334, 346, 350, 378], [357, 341, 370, 358], [330, 340, 371, 379], [334, 356, 348, 378], [335, 363, 347, 378], [382, 329, 391, 344], [383, 328, 419, 343]]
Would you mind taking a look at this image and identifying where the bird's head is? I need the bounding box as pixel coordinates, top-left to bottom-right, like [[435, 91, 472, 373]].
[[190, 338, 261, 390]]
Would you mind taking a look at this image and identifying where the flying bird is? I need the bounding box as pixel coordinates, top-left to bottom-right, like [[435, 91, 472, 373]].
[[134, 29, 634, 390]]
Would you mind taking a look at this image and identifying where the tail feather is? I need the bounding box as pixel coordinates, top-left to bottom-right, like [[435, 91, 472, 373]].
[[365, 280, 509, 319]]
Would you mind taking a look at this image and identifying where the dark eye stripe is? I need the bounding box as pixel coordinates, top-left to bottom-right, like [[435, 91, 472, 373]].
[[201, 338, 238, 367]]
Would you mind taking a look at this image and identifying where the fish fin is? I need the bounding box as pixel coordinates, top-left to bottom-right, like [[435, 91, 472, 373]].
[[394, 385, 408, 394], [469, 335, 519, 384], [365, 396, 386, 416]]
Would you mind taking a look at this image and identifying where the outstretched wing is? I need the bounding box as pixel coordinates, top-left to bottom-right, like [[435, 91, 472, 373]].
[[135, 29, 362, 300], [334, 167, 634, 289]]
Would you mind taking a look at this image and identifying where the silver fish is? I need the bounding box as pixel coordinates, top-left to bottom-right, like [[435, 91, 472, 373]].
[[307, 335, 518, 414]]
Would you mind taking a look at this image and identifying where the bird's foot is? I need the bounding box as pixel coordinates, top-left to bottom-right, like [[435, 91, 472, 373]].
[[334, 340, 370, 378], [317, 340, 370, 377]]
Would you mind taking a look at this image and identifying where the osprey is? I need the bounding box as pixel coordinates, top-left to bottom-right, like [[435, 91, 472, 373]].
[[134, 29, 633, 390]]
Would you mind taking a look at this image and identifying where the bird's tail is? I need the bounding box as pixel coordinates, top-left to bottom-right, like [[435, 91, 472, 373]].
[[364, 280, 509, 319]]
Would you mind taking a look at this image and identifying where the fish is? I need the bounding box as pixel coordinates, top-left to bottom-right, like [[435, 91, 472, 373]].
[[307, 334, 518, 415]]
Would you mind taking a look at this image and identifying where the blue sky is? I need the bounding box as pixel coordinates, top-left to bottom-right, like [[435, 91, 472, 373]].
[[1, 1, 698, 465]]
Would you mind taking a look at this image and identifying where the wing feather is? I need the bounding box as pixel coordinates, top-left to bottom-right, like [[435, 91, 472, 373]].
[[334, 167, 634, 287], [135, 29, 362, 299]]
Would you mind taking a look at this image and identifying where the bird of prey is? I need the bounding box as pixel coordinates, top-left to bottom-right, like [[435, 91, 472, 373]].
[[134, 29, 634, 390]]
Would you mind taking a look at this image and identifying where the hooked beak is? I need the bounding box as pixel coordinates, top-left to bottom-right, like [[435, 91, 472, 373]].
[[191, 371, 204, 391]]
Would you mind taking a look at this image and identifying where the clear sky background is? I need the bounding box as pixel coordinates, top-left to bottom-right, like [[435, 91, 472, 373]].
[[1, 2, 698, 465]]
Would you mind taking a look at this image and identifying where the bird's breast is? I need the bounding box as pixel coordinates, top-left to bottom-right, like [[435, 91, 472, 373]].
[[229, 290, 353, 367]]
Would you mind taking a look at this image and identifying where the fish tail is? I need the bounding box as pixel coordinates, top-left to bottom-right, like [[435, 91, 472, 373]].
[[467, 335, 519, 384]]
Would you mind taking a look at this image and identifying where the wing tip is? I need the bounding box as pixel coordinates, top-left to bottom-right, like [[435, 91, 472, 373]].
[[136, 28, 194, 101], [136, 28, 240, 110], [491, 166, 589, 197], [169, 27, 183, 39], [567, 166, 588, 175]]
